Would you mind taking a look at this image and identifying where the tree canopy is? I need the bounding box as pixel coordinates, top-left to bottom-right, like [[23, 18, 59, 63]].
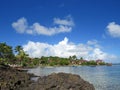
[[0, 42, 14, 59]]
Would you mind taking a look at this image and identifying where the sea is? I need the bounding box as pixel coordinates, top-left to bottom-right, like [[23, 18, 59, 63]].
[[28, 65, 120, 90]]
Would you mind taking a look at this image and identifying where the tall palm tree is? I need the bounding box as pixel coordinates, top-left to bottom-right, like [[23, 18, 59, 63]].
[[15, 45, 24, 65], [15, 45, 23, 55], [15, 45, 29, 65]]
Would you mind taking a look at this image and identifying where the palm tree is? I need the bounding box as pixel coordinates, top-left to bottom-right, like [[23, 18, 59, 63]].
[[15, 45, 23, 55], [15, 45, 28, 65]]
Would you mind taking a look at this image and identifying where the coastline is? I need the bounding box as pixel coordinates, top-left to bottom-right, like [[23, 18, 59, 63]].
[[0, 64, 95, 90]]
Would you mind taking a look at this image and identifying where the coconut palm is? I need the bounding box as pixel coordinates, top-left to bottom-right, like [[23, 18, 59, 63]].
[[15, 45, 23, 55], [15, 45, 28, 65]]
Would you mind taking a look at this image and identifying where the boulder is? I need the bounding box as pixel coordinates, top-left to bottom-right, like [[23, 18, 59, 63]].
[[33, 73, 95, 90]]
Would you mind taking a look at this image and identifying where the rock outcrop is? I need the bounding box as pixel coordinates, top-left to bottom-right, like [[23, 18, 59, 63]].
[[0, 64, 32, 90], [22, 73, 95, 90], [0, 64, 95, 90], [35, 73, 95, 90]]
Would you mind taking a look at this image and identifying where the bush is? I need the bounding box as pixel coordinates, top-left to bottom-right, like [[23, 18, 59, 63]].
[[59, 59, 69, 65], [21, 61, 27, 67], [32, 58, 40, 66]]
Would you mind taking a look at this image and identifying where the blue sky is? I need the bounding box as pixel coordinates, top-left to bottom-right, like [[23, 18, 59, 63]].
[[1, 0, 120, 63]]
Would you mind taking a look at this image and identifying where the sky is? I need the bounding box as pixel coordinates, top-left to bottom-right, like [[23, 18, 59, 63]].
[[1, 0, 120, 63]]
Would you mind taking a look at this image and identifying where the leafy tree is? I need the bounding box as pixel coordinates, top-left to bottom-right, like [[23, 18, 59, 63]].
[[72, 55, 77, 60], [15, 45, 23, 55], [0, 42, 14, 60], [49, 61, 58, 66], [15, 45, 29, 65], [59, 59, 69, 65], [89, 60, 97, 65], [69, 56, 72, 60], [99, 62, 106, 65], [40, 56, 48, 65], [80, 57, 83, 60], [32, 58, 40, 66]]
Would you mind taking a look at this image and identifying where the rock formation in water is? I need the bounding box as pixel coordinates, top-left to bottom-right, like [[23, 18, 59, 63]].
[[0, 64, 95, 90], [33, 73, 95, 90]]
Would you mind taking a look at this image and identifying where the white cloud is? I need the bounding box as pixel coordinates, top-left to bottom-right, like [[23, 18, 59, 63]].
[[23, 37, 117, 61], [87, 40, 101, 48], [12, 16, 74, 36], [54, 15, 74, 26], [87, 40, 98, 46], [107, 22, 120, 38], [87, 48, 108, 60], [12, 17, 28, 33]]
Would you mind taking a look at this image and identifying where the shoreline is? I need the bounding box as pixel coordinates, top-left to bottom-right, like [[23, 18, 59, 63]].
[[0, 64, 95, 90], [7, 63, 113, 71]]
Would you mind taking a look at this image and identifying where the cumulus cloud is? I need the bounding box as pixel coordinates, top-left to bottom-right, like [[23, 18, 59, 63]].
[[54, 15, 74, 26], [12, 17, 28, 33], [87, 40, 101, 49], [107, 22, 120, 38], [23, 37, 117, 61], [12, 16, 74, 36]]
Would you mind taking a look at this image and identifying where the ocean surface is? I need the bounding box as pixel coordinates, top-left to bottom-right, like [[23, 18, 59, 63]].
[[28, 65, 120, 90]]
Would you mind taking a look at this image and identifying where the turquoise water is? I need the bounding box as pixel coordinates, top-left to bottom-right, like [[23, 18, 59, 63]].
[[28, 65, 120, 90]]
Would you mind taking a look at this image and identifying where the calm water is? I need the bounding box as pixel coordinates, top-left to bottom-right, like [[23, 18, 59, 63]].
[[28, 65, 120, 90]]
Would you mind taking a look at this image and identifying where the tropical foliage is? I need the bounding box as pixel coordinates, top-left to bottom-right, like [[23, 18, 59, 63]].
[[0, 42, 14, 64], [0, 42, 108, 67]]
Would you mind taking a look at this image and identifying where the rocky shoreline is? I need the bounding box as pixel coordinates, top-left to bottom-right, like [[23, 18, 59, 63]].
[[0, 64, 95, 90]]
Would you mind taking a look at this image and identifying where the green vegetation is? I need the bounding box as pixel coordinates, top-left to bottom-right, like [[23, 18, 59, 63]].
[[0, 42, 14, 64], [0, 42, 109, 67]]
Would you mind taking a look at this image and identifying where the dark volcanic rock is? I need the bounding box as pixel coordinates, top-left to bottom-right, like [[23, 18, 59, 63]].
[[35, 73, 95, 90], [0, 64, 32, 90], [0, 64, 95, 90]]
